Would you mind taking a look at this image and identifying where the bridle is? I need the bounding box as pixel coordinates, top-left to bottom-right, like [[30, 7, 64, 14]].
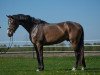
[[6, 26, 14, 53]]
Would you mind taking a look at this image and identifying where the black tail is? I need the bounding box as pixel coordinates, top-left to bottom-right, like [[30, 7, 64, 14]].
[[78, 26, 84, 48], [79, 26, 86, 67]]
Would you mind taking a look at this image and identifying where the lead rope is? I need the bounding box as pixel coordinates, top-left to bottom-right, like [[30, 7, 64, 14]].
[[0, 36, 13, 54], [6, 36, 13, 53], [7, 36, 13, 50]]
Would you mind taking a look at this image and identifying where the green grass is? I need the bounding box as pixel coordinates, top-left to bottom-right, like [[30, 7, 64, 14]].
[[0, 56, 100, 75]]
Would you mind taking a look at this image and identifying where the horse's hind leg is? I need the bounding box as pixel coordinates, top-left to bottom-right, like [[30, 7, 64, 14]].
[[77, 45, 86, 70], [71, 40, 79, 70], [82, 56, 86, 68], [71, 40, 86, 71], [71, 40, 83, 70], [81, 48, 86, 70]]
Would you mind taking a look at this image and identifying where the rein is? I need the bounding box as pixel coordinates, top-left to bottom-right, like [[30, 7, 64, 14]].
[[7, 36, 13, 50], [0, 36, 13, 54]]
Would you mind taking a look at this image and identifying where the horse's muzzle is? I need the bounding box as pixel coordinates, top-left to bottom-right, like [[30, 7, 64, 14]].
[[7, 30, 13, 37], [8, 33, 13, 37]]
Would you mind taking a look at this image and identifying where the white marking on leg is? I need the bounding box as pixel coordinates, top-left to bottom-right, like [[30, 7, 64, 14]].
[[72, 67, 76, 71], [36, 69, 39, 72], [81, 67, 84, 70]]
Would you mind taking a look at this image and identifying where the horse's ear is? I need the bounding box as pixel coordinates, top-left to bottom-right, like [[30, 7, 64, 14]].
[[6, 15, 10, 18], [6, 15, 13, 19]]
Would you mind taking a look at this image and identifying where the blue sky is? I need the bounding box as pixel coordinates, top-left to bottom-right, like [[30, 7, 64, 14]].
[[0, 0, 100, 42]]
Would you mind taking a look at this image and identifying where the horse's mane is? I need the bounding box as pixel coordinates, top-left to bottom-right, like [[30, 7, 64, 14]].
[[36, 18, 48, 24], [12, 14, 32, 21], [12, 14, 48, 24]]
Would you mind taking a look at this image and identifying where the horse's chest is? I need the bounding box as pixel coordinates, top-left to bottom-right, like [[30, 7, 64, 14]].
[[30, 26, 44, 43]]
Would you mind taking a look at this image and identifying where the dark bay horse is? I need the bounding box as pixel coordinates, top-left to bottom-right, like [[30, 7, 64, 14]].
[[7, 14, 86, 71]]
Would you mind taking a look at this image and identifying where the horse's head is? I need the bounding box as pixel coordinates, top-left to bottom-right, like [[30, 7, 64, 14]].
[[7, 15, 19, 37], [6, 14, 48, 37]]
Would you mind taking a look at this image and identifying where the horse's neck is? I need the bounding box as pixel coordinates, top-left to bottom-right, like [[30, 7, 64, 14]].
[[21, 23, 33, 33], [21, 20, 46, 34]]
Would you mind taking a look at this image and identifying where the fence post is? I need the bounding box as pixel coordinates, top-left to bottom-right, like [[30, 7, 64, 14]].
[[32, 47, 34, 58]]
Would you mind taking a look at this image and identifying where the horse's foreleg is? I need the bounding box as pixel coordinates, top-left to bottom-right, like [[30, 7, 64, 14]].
[[34, 43, 44, 71]]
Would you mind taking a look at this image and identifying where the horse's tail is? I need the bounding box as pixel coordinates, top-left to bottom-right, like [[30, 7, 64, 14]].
[[79, 26, 86, 67], [79, 26, 84, 48]]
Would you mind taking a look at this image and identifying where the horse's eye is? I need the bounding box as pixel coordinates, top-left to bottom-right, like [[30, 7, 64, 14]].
[[9, 20, 14, 24], [11, 20, 13, 23], [8, 19, 14, 26]]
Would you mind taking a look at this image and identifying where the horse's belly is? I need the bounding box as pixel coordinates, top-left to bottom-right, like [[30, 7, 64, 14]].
[[43, 25, 68, 45], [44, 39, 65, 45], [44, 32, 65, 45]]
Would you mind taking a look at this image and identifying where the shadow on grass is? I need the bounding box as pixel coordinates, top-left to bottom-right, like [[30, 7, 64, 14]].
[[51, 67, 100, 72], [85, 68, 100, 72]]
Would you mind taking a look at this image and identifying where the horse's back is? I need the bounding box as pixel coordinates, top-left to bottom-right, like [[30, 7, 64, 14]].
[[42, 23, 69, 44]]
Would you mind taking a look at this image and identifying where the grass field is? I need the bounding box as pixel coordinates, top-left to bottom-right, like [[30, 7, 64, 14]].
[[0, 56, 100, 75]]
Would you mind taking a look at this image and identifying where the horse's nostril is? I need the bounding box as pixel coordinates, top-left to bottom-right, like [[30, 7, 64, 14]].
[[8, 33, 10, 37], [7, 31, 13, 37]]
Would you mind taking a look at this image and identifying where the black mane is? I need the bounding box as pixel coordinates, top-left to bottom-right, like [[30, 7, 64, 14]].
[[35, 18, 48, 24], [12, 14, 48, 24], [12, 14, 32, 21]]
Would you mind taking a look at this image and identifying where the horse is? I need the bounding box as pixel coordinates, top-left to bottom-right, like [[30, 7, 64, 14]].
[[7, 14, 86, 71]]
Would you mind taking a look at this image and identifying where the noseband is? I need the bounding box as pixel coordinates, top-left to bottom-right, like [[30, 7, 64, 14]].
[[7, 27, 16, 33]]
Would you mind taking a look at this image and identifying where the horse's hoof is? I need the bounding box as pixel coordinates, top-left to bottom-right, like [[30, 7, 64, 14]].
[[36, 69, 40, 72], [81, 67, 84, 70], [72, 67, 76, 71], [36, 68, 44, 72]]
